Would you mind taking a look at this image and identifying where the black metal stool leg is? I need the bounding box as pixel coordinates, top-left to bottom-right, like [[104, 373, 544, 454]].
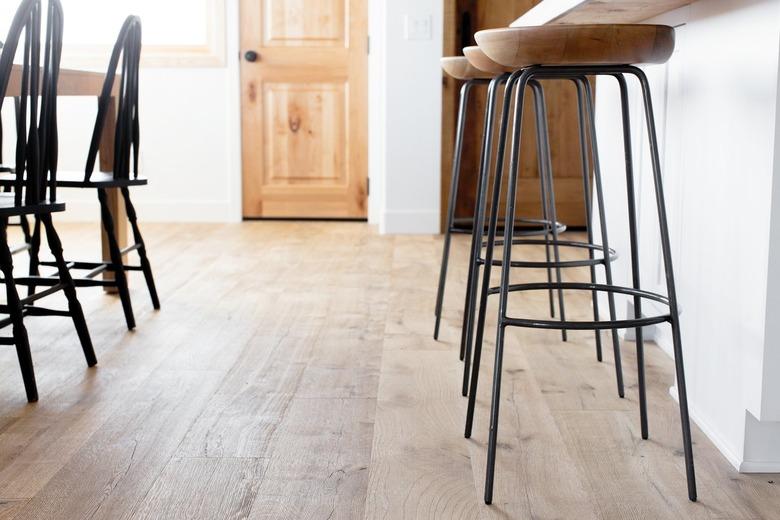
[[462, 75, 505, 396], [531, 81, 568, 341], [615, 74, 648, 439], [121, 187, 160, 310], [435, 81, 474, 341], [631, 67, 696, 502], [573, 78, 604, 361], [40, 214, 97, 367], [583, 80, 625, 398], [465, 72, 519, 438], [460, 82, 493, 370], [97, 188, 135, 330], [540, 185, 556, 319], [485, 71, 530, 505], [537, 93, 557, 321], [0, 218, 37, 402]]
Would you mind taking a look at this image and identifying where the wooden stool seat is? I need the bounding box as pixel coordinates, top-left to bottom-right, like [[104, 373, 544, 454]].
[[462, 46, 513, 75], [440, 56, 494, 80], [475, 24, 675, 68]]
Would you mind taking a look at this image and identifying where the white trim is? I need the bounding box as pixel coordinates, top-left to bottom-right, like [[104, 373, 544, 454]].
[[739, 460, 780, 473], [380, 210, 439, 235], [226, 0, 244, 221], [668, 386, 744, 471]]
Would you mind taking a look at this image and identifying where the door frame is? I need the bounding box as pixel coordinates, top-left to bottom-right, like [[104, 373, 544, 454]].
[[235, 0, 369, 220]]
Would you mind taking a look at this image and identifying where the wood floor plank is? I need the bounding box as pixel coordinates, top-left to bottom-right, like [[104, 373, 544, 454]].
[[365, 349, 481, 520], [131, 457, 265, 520], [12, 368, 224, 520], [248, 397, 375, 519]]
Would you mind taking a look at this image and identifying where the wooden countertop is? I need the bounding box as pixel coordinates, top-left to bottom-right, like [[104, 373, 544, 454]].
[[511, 0, 693, 26]]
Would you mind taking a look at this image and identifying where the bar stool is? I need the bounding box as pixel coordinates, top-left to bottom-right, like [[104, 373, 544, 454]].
[[460, 46, 625, 401], [470, 24, 696, 504], [437, 56, 568, 396]]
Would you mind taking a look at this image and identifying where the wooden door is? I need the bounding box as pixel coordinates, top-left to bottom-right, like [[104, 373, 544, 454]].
[[442, 0, 589, 228], [240, 0, 368, 218]]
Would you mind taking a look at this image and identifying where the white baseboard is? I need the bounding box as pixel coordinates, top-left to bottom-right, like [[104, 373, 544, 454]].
[[380, 209, 439, 234], [668, 386, 744, 471], [739, 460, 780, 473], [52, 200, 241, 223]]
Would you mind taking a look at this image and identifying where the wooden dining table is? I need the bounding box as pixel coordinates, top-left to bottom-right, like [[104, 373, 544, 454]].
[[6, 64, 126, 287]]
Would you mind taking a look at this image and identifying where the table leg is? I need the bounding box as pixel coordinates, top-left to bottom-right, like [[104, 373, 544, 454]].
[[99, 96, 127, 292]]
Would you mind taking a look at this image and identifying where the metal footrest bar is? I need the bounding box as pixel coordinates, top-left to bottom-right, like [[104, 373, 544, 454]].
[[0, 337, 15, 345], [477, 240, 618, 269], [485, 218, 566, 243], [451, 218, 566, 238], [488, 282, 671, 330]]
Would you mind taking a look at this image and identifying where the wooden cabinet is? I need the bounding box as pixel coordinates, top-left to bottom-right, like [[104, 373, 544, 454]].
[[442, 0, 591, 230]]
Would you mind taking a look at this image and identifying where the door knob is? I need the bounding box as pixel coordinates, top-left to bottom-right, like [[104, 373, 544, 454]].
[[244, 50, 259, 62]]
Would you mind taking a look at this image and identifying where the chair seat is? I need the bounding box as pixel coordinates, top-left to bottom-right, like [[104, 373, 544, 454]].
[[440, 56, 495, 80], [0, 193, 65, 216], [0, 170, 148, 188], [463, 46, 514, 75], [474, 24, 675, 68]]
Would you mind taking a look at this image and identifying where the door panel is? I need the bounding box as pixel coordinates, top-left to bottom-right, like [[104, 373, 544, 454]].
[[240, 0, 367, 218], [264, 0, 346, 46]]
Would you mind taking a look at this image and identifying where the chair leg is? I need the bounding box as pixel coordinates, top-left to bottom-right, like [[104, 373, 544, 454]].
[[27, 216, 41, 298], [485, 72, 529, 505], [18, 214, 31, 245], [435, 82, 473, 341], [40, 214, 97, 367], [462, 76, 504, 397], [0, 218, 37, 402], [633, 67, 696, 502], [583, 80, 625, 398], [97, 188, 135, 330], [121, 187, 160, 310], [615, 74, 648, 439], [573, 79, 604, 362], [531, 81, 567, 342], [465, 73, 518, 438]]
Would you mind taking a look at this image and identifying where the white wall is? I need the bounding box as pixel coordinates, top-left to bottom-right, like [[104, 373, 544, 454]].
[[369, 0, 443, 234], [593, 0, 780, 471]]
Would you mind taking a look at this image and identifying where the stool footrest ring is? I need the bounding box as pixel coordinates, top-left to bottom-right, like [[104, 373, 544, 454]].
[[477, 240, 618, 269], [489, 282, 672, 331]]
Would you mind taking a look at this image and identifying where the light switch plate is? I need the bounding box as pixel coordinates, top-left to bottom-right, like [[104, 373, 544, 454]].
[[404, 14, 432, 41]]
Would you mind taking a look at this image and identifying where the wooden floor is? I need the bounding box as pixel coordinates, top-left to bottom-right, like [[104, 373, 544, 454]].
[[0, 222, 776, 519]]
